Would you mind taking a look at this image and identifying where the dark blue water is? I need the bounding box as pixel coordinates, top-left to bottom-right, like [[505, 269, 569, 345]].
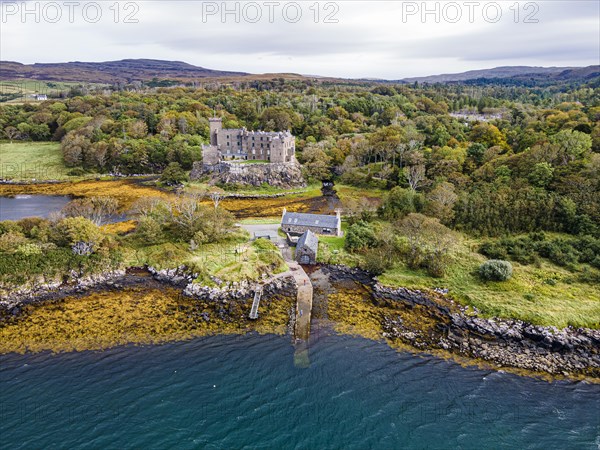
[[0, 195, 72, 221], [1, 328, 599, 449]]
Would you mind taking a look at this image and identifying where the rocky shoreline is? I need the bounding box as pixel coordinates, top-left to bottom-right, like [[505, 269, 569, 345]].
[[148, 265, 297, 302], [0, 266, 297, 322], [321, 265, 600, 378], [1, 263, 598, 378], [0, 269, 130, 316]]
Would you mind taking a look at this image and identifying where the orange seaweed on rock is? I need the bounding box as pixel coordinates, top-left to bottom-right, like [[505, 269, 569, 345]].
[[0, 287, 293, 354]]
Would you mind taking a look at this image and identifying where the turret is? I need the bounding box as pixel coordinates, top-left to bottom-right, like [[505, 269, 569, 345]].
[[209, 117, 222, 146]]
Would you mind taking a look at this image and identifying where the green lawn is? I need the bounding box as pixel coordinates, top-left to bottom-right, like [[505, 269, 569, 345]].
[[0, 141, 87, 181], [123, 231, 287, 285], [238, 218, 280, 225], [318, 233, 363, 267], [377, 238, 600, 329]]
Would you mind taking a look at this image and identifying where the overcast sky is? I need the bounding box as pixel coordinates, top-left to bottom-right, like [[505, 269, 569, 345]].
[[1, 1, 599, 78]]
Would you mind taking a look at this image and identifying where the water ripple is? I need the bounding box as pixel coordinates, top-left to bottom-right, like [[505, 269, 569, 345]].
[[1, 333, 599, 450]]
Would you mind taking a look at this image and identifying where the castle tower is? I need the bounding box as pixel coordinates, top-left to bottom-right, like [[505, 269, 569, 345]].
[[209, 117, 222, 146]]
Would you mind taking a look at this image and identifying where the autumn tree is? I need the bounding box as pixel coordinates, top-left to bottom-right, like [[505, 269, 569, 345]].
[[425, 182, 458, 224], [62, 196, 119, 226], [4, 126, 20, 143], [301, 145, 332, 182], [404, 164, 426, 191], [398, 213, 456, 277]]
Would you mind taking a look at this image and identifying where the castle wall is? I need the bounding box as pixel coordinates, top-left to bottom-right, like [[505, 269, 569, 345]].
[[206, 118, 295, 163]]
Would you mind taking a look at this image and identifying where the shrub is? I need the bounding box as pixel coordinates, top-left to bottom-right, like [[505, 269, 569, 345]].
[[160, 162, 188, 185], [136, 217, 163, 244], [0, 231, 29, 252], [478, 259, 513, 281], [16, 243, 43, 256], [479, 241, 507, 259], [361, 248, 393, 275], [68, 167, 87, 176], [345, 221, 377, 252], [378, 187, 424, 220], [54, 217, 102, 248]]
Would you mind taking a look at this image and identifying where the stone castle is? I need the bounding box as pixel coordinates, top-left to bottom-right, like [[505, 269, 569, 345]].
[[192, 117, 305, 188], [202, 117, 296, 164]]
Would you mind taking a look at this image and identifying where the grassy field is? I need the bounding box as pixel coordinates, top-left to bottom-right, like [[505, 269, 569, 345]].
[[0, 80, 102, 104], [0, 141, 81, 181], [379, 240, 600, 329], [335, 184, 385, 204], [317, 230, 600, 329], [123, 232, 288, 285]]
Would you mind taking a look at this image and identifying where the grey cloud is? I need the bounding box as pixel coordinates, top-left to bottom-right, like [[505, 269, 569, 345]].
[[397, 21, 598, 63]]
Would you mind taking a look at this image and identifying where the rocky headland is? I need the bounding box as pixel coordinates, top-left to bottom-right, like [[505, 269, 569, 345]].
[[322, 265, 600, 379]]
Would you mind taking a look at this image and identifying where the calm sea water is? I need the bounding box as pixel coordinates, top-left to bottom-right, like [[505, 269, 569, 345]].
[[1, 325, 599, 450], [0, 195, 72, 221], [0, 195, 128, 222]]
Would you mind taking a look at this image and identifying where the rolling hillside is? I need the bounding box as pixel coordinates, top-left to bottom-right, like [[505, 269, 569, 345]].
[[0, 59, 249, 83], [400, 65, 600, 84]]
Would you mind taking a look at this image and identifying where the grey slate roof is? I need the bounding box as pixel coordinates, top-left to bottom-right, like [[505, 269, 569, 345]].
[[296, 230, 319, 252], [282, 211, 339, 229]]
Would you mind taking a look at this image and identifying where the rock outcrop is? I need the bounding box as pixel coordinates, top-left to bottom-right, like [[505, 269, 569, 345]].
[[373, 284, 600, 377], [0, 269, 128, 313], [148, 265, 297, 303], [190, 161, 306, 188]]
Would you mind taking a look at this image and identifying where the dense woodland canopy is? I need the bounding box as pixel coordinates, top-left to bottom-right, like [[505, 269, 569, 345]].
[[1, 77, 599, 242]]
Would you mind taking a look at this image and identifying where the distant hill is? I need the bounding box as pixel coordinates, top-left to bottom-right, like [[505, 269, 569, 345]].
[[401, 66, 600, 84], [2, 59, 598, 86], [0, 59, 249, 83]]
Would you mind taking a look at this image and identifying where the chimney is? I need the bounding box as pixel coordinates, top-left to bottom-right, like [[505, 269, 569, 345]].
[[282, 207, 287, 223]]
